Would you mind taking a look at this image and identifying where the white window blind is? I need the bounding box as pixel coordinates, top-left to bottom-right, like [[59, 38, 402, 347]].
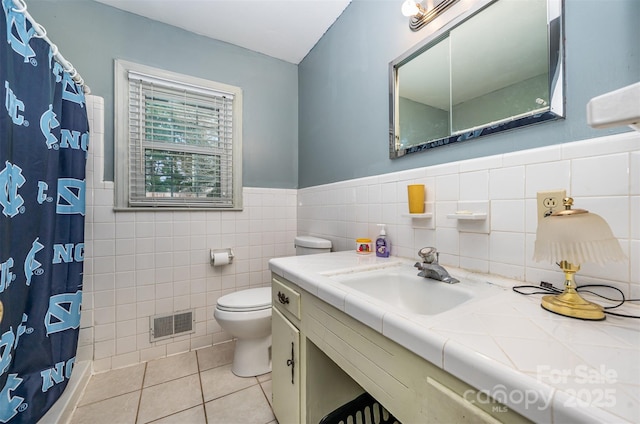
[[115, 60, 242, 210]]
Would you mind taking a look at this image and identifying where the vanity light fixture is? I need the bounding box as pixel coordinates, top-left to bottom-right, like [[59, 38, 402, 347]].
[[401, 0, 460, 31], [533, 198, 626, 320]]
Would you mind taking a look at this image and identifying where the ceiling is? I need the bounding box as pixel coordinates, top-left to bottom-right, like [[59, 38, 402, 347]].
[[94, 0, 352, 64]]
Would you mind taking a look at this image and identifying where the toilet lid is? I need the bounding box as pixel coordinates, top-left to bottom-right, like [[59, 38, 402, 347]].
[[216, 287, 272, 312]]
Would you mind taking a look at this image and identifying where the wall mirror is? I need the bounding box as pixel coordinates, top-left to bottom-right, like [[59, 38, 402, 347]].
[[389, 0, 564, 158]]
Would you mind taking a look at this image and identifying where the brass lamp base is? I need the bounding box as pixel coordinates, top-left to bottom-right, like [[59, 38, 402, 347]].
[[541, 289, 605, 320], [540, 261, 605, 321]]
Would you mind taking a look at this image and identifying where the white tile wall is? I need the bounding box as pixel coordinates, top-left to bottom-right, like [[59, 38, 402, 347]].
[[83, 96, 297, 371], [298, 131, 640, 299], [84, 95, 639, 372]]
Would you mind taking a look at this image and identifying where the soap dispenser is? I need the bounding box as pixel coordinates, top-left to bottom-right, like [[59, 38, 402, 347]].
[[376, 224, 390, 258]]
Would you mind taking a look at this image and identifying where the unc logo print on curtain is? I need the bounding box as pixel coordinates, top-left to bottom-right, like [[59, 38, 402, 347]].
[[1, 0, 88, 422]]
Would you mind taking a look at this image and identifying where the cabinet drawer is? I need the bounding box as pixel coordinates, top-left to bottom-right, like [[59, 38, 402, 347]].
[[272, 276, 301, 320]]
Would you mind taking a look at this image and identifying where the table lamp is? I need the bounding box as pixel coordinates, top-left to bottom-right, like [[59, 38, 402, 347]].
[[533, 197, 626, 320]]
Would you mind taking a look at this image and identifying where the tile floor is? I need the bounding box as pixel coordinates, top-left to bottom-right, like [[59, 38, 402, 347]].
[[69, 343, 276, 424]]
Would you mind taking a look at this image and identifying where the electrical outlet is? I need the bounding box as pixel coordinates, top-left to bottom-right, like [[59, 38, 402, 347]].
[[537, 189, 566, 220]]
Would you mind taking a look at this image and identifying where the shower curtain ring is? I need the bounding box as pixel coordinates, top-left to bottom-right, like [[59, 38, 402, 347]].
[[33, 23, 47, 38], [11, 0, 27, 13], [50, 43, 58, 56]]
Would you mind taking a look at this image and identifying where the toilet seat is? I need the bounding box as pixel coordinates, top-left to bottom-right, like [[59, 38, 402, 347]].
[[216, 287, 271, 312]]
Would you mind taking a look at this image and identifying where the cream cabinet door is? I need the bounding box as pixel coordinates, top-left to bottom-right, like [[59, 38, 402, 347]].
[[426, 377, 502, 423], [272, 307, 300, 424]]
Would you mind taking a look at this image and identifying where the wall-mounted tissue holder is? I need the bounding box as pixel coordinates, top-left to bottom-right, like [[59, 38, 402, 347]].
[[210, 248, 234, 267]]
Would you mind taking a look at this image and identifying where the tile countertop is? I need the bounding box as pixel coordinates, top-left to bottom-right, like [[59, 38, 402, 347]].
[[269, 251, 640, 424]]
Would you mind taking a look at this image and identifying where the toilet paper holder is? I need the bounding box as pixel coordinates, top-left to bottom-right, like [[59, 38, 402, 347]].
[[210, 248, 234, 266]]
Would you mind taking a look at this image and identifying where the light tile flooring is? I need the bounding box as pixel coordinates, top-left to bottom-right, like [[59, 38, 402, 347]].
[[70, 343, 276, 424]]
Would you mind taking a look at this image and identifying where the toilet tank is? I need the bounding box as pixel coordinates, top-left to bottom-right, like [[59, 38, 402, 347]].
[[295, 236, 332, 256]]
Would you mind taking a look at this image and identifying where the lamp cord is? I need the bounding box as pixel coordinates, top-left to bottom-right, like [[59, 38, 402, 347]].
[[512, 282, 640, 319]]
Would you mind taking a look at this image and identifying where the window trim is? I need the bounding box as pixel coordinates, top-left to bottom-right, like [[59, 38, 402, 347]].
[[114, 59, 243, 210]]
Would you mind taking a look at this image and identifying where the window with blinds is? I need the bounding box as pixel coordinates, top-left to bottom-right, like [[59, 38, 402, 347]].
[[114, 60, 242, 209]]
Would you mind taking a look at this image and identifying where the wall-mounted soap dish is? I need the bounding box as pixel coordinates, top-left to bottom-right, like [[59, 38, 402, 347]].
[[447, 211, 487, 220], [447, 201, 490, 233]]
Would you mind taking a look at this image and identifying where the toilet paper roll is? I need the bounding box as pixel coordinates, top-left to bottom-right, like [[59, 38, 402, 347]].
[[212, 251, 230, 267]]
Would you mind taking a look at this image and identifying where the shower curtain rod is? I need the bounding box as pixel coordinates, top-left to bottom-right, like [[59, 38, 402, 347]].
[[12, 0, 91, 93]]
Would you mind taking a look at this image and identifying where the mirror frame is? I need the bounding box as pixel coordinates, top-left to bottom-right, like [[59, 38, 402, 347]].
[[389, 0, 564, 158]]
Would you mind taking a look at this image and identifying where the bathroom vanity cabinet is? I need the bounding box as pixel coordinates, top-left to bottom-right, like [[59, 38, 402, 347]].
[[271, 274, 530, 424], [272, 306, 300, 424]]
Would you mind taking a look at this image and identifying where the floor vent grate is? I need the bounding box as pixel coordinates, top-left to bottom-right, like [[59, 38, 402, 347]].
[[150, 310, 195, 342]]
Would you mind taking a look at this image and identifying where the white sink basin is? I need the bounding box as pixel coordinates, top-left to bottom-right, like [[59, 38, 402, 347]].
[[329, 265, 492, 316]]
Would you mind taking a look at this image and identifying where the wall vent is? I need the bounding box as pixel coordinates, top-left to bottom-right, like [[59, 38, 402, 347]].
[[150, 310, 195, 342]]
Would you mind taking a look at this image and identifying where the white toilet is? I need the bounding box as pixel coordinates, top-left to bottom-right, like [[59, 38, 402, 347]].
[[294, 235, 332, 255], [214, 287, 272, 377], [214, 235, 331, 377]]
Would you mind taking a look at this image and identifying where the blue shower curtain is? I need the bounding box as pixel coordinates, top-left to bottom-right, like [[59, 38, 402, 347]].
[[1, 1, 88, 422]]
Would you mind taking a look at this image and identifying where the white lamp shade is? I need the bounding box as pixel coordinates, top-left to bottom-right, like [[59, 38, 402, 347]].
[[533, 212, 626, 266]]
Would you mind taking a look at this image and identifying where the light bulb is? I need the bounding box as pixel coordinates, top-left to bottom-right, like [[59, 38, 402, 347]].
[[401, 0, 420, 17]]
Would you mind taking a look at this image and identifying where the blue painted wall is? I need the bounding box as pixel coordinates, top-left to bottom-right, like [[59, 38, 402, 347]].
[[298, 0, 640, 187], [29, 0, 299, 188], [27, 0, 640, 190]]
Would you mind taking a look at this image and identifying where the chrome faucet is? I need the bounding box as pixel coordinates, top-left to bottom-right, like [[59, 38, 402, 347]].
[[414, 247, 460, 284]]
